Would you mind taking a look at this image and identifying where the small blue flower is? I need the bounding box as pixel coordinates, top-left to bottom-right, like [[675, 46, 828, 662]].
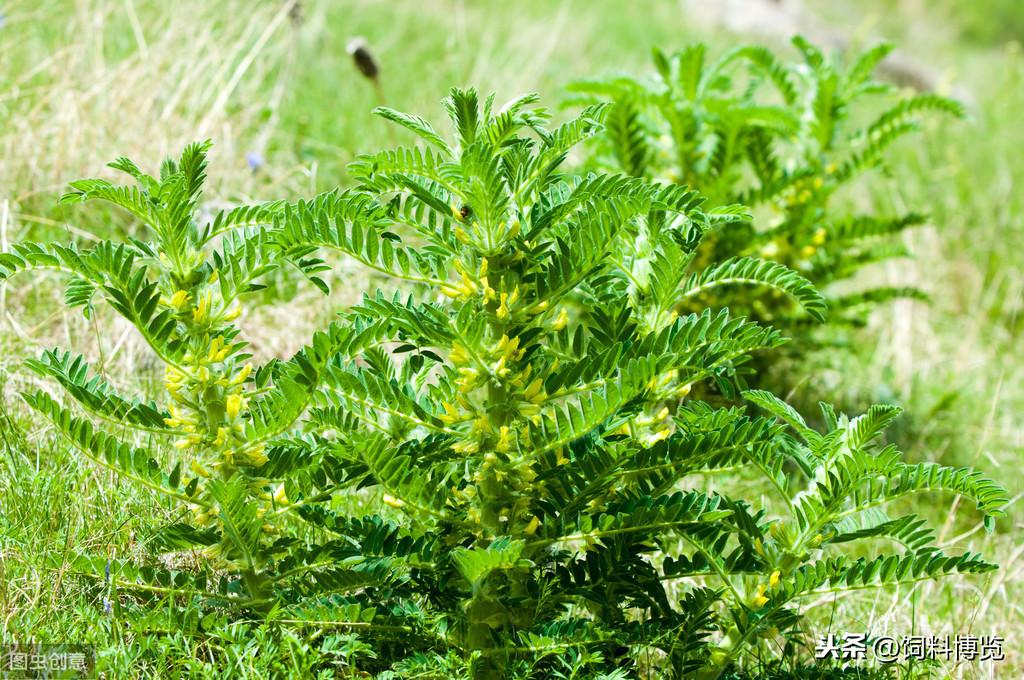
[[104, 559, 110, 582], [246, 152, 264, 172]]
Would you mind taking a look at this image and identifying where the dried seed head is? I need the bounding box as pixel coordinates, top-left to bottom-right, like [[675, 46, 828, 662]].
[[346, 37, 379, 81]]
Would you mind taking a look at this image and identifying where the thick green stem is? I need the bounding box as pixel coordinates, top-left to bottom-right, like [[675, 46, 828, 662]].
[[241, 568, 269, 608]]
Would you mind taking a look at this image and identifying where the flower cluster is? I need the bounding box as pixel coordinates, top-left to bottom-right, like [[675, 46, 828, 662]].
[[160, 274, 263, 475]]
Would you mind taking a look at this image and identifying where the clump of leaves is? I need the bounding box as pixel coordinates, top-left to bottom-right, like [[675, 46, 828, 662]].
[[568, 37, 964, 383], [0, 92, 1004, 679]]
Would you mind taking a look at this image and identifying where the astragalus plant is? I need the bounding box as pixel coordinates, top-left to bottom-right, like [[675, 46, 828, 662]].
[[0, 93, 1005, 679], [269, 90, 1003, 677], [568, 38, 964, 363], [0, 143, 390, 613]]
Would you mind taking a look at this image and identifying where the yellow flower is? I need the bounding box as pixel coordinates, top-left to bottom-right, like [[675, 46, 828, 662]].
[[496, 335, 523, 362], [457, 367, 479, 393], [769, 570, 781, 589], [508, 363, 533, 388], [451, 440, 479, 455], [496, 291, 511, 320], [551, 308, 569, 331], [493, 356, 509, 379], [192, 291, 212, 323], [235, 443, 267, 467], [224, 306, 242, 321], [273, 484, 289, 506], [523, 515, 540, 535], [480, 276, 495, 302], [169, 290, 191, 310], [439, 401, 461, 425], [528, 300, 549, 315], [450, 343, 471, 366], [643, 427, 671, 446], [229, 363, 253, 386], [450, 261, 478, 298], [751, 584, 769, 608], [800, 245, 816, 259], [496, 426, 511, 452], [207, 337, 225, 363], [213, 426, 229, 447], [812, 228, 827, 246], [473, 416, 493, 435], [523, 377, 545, 404], [519, 403, 541, 420], [226, 393, 243, 420], [647, 369, 677, 392]]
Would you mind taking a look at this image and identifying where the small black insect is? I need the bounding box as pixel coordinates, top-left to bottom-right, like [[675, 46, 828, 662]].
[[459, 204, 472, 220]]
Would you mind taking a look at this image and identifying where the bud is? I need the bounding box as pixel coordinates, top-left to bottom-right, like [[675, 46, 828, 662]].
[[346, 37, 379, 81]]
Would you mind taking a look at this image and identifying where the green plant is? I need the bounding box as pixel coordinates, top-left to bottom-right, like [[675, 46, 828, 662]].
[[0, 94, 1005, 679], [0, 142, 393, 615], [568, 38, 964, 377], [271, 91, 1001, 677]]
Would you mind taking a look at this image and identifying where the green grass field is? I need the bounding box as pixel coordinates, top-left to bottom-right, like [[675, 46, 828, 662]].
[[1, 1, 1022, 677]]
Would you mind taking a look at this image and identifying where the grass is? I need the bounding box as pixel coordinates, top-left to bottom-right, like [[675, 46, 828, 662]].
[[1, 0, 1022, 677]]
